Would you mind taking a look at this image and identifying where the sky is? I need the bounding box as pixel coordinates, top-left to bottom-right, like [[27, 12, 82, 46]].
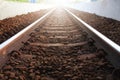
[[40, 0, 76, 6], [44, 0, 76, 3]]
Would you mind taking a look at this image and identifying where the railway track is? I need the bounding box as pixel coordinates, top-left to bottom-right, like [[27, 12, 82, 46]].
[[0, 8, 120, 79]]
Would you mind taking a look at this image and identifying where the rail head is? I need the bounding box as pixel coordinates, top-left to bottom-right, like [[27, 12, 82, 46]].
[[65, 8, 120, 68]]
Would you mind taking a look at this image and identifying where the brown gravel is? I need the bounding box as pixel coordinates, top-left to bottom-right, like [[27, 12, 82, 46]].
[[0, 9, 49, 44], [68, 8, 120, 45], [0, 8, 115, 80]]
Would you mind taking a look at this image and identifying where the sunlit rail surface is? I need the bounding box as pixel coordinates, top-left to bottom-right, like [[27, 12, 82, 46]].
[[0, 8, 120, 80]]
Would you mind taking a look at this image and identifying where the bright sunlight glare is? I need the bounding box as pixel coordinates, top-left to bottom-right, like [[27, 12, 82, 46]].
[[45, 0, 75, 7]]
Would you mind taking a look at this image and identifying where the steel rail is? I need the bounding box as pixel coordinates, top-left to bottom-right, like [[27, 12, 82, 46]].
[[0, 8, 55, 68], [65, 8, 120, 68]]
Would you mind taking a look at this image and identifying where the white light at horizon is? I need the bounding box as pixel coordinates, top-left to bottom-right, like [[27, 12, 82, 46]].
[[45, 0, 75, 7]]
